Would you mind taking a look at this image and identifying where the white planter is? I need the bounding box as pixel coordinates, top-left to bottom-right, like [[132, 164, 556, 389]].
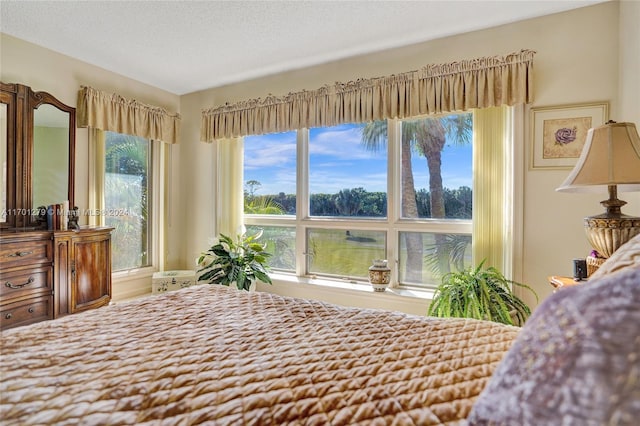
[[152, 270, 196, 294]]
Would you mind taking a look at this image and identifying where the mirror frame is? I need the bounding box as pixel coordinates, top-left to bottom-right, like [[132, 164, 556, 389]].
[[0, 82, 21, 229], [0, 82, 75, 229]]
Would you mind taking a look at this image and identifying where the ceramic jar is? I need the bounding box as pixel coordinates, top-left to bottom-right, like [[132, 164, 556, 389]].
[[368, 259, 391, 292]]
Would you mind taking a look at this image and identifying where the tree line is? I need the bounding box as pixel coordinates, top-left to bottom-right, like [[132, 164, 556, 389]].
[[245, 185, 472, 219]]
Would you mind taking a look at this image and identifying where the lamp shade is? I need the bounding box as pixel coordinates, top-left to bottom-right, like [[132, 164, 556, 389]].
[[556, 121, 640, 193]]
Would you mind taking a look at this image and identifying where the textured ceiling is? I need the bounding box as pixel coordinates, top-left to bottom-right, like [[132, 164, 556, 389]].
[[1, 0, 606, 95]]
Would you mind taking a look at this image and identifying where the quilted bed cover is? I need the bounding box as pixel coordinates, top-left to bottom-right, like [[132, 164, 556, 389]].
[[0, 285, 519, 425]]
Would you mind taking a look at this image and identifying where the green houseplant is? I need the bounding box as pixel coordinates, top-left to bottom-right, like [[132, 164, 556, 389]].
[[427, 261, 538, 326], [197, 231, 272, 291]]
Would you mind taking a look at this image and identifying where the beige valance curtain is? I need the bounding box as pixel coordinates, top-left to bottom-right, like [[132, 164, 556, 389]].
[[201, 49, 535, 142], [77, 86, 181, 144]]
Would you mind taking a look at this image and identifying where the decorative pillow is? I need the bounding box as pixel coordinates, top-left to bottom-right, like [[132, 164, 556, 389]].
[[589, 232, 640, 281], [466, 264, 640, 425]]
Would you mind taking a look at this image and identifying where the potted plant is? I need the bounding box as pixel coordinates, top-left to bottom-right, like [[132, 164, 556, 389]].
[[427, 261, 538, 326], [197, 231, 272, 291]]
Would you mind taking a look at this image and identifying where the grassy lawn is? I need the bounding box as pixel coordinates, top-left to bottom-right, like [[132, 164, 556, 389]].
[[308, 229, 385, 278], [251, 225, 471, 284]]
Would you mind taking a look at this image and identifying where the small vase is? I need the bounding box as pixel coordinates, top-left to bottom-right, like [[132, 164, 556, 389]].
[[368, 259, 391, 292]]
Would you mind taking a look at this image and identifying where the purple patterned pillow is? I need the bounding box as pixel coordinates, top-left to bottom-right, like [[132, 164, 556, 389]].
[[466, 265, 640, 425]]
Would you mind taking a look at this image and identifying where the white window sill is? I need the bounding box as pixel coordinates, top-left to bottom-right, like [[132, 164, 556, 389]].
[[112, 266, 156, 282], [273, 272, 433, 298], [259, 272, 434, 316], [111, 267, 157, 302]]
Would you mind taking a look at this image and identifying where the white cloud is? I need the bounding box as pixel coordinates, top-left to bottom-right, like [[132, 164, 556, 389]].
[[310, 126, 383, 160], [244, 138, 296, 170]]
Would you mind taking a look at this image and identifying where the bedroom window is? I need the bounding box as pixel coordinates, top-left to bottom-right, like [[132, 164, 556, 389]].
[[80, 86, 177, 281], [102, 131, 153, 271], [244, 111, 478, 289]]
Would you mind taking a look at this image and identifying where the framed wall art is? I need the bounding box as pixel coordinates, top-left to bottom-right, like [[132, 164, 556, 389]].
[[530, 102, 608, 170]]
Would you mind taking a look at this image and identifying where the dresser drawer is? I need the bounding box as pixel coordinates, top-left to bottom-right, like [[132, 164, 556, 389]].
[[0, 238, 53, 268], [0, 295, 53, 330], [0, 266, 53, 299]]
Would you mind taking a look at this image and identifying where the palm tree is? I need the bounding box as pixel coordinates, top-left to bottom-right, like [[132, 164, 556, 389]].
[[244, 196, 285, 215], [244, 180, 262, 200], [424, 234, 472, 275], [361, 120, 423, 281], [105, 134, 150, 271], [361, 114, 473, 282], [409, 114, 472, 275], [334, 188, 364, 216], [411, 115, 472, 218], [243, 179, 286, 215]]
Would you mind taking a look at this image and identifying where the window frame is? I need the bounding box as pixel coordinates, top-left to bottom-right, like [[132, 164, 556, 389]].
[[91, 130, 164, 276], [244, 116, 473, 289]]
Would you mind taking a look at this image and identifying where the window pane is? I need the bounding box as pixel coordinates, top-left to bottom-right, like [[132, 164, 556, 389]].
[[244, 132, 296, 215], [400, 114, 473, 219], [246, 224, 296, 272], [309, 122, 387, 218], [307, 228, 385, 279], [104, 132, 151, 271], [399, 231, 471, 287]]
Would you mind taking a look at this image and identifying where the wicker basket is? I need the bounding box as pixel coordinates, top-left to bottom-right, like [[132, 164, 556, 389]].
[[586, 255, 606, 277]]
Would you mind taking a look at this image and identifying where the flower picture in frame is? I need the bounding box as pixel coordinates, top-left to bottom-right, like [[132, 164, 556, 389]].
[[530, 102, 608, 169]]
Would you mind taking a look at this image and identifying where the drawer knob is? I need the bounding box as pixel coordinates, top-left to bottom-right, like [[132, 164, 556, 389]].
[[5, 313, 12, 320], [7, 251, 34, 258], [28, 307, 35, 313], [4, 277, 35, 289]]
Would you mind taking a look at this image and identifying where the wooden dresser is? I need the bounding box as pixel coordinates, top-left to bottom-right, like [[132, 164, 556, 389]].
[[0, 83, 112, 330], [0, 231, 54, 329], [0, 227, 112, 329]]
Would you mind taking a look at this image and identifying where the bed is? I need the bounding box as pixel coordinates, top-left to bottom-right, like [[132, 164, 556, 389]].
[[0, 284, 519, 425], [3, 234, 639, 425]]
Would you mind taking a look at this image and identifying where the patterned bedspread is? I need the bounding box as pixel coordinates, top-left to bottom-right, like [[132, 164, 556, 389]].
[[0, 285, 519, 425]]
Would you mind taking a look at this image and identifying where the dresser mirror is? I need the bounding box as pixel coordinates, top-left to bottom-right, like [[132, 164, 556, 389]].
[[0, 82, 75, 229], [32, 102, 72, 211]]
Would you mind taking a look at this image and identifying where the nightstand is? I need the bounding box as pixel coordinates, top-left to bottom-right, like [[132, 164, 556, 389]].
[[548, 276, 584, 292]]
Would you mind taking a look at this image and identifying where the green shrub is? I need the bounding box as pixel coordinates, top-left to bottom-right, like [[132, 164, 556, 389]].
[[197, 231, 272, 291], [427, 261, 538, 326]]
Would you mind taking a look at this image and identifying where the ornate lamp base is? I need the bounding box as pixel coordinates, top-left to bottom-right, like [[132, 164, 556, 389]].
[[583, 185, 640, 258], [585, 215, 640, 258]]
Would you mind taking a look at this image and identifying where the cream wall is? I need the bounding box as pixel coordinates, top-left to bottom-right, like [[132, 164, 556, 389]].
[[619, 0, 640, 123], [181, 1, 639, 310], [1, 34, 184, 300]]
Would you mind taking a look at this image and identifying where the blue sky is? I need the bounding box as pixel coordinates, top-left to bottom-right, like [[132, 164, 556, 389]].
[[244, 123, 472, 195]]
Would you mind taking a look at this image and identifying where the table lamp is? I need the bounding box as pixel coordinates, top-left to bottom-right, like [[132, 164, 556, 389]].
[[556, 120, 640, 259]]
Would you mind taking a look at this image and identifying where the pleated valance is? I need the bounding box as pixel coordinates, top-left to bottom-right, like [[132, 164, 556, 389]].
[[77, 86, 181, 144], [201, 49, 535, 142]]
